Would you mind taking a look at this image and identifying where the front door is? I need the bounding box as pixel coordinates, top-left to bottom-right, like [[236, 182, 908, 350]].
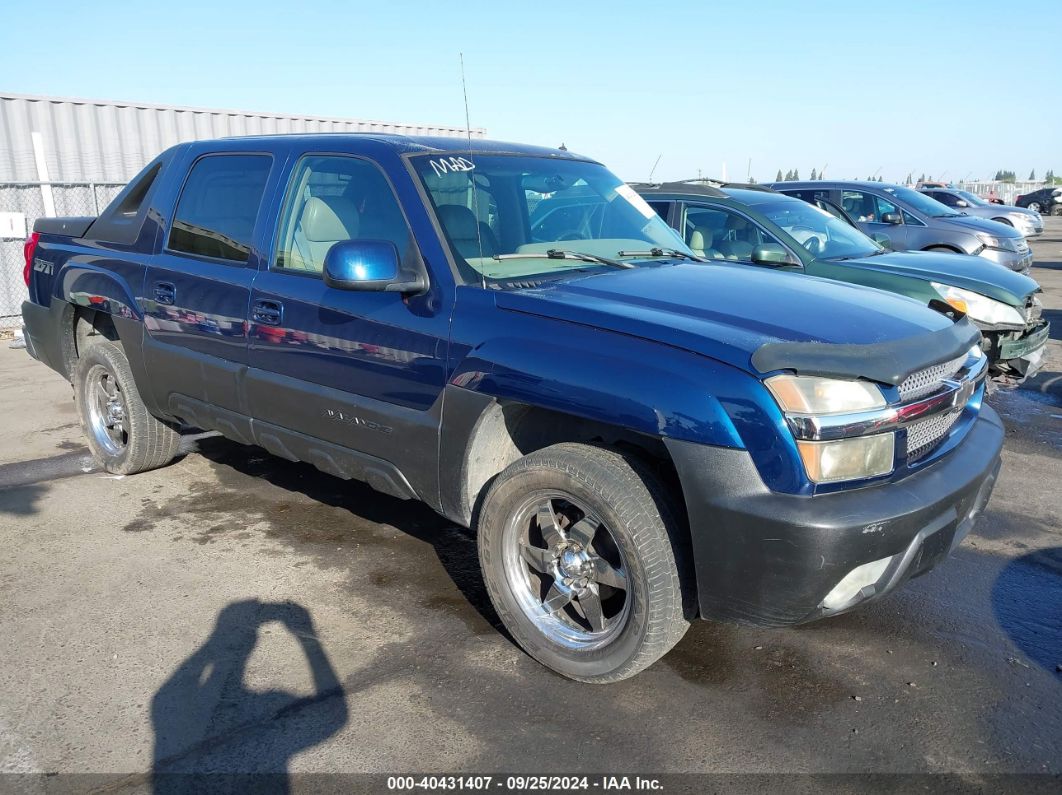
[[245, 153, 450, 491], [841, 189, 910, 250]]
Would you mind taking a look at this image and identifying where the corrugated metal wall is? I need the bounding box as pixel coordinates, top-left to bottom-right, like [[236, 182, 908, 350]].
[[0, 92, 487, 183]]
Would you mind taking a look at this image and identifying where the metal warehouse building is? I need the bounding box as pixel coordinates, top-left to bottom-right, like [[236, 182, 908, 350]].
[[0, 92, 485, 329]]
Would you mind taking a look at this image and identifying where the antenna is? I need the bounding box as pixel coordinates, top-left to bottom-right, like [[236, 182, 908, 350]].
[[460, 53, 486, 288], [648, 154, 662, 183], [747, 158, 752, 181]]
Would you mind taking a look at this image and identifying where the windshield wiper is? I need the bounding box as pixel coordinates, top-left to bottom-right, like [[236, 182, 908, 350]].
[[616, 247, 708, 263], [492, 249, 635, 269]]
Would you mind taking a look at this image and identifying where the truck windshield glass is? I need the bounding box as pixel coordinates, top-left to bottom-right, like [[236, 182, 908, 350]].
[[412, 154, 689, 282], [882, 186, 961, 218], [757, 200, 883, 260]]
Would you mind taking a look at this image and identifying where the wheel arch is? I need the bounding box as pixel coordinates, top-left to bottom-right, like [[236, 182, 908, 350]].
[[922, 243, 964, 254]]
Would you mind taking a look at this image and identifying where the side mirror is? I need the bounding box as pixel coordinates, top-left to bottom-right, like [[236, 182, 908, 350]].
[[323, 240, 427, 293], [871, 232, 892, 249], [881, 212, 903, 225], [751, 243, 796, 266], [955, 200, 968, 208]]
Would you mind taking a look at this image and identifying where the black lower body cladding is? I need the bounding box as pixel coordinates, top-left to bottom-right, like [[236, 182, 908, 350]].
[[665, 405, 1004, 627]]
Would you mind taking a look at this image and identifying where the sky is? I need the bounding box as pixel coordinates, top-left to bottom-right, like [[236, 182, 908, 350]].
[[2, 0, 1060, 184]]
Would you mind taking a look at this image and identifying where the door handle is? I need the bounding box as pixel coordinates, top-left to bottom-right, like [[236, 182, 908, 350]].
[[253, 299, 283, 326], [154, 282, 176, 305]]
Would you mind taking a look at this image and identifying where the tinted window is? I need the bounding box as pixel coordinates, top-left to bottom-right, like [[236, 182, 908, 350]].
[[168, 154, 271, 263], [931, 191, 960, 207], [274, 155, 411, 274]]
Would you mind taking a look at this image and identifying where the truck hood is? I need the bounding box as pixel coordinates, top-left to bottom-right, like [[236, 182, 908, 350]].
[[835, 250, 1039, 305], [495, 262, 959, 379], [935, 213, 1024, 239]]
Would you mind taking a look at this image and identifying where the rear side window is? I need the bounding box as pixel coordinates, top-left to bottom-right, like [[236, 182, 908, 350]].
[[167, 154, 272, 263]]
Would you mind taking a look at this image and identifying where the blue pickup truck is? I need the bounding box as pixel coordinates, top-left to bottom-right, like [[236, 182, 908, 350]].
[[21, 135, 1003, 682]]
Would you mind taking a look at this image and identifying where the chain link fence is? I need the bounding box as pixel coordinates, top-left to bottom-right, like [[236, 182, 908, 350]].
[[953, 181, 1044, 206], [0, 182, 125, 331]]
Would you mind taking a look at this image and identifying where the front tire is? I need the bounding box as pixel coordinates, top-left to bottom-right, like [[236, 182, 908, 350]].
[[1027, 202, 1041, 213], [477, 443, 689, 683], [74, 340, 181, 474]]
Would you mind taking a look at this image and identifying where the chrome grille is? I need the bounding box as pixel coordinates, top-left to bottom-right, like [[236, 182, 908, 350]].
[[1016, 239, 1030, 254], [907, 409, 962, 461], [897, 354, 966, 402]]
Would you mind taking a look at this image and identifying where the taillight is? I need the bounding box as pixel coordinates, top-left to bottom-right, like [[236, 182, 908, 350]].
[[23, 232, 40, 287]]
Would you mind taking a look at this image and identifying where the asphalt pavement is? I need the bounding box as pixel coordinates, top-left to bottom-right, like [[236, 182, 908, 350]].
[[0, 221, 1060, 791]]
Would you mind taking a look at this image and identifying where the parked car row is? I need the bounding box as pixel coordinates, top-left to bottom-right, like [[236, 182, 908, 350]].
[[632, 181, 1047, 379], [19, 134, 1033, 682]]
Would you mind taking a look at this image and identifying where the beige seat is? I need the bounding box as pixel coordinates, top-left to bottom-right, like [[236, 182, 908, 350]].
[[437, 204, 498, 259], [291, 196, 359, 272], [717, 215, 755, 260], [688, 227, 723, 259]]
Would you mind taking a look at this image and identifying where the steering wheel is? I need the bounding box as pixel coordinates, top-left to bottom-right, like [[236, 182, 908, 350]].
[[789, 226, 824, 255]]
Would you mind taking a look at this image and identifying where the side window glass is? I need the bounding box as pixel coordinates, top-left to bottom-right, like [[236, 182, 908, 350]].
[[902, 210, 923, 226], [873, 194, 899, 219], [842, 190, 896, 223], [647, 201, 671, 221], [684, 206, 778, 261], [168, 155, 271, 263], [274, 155, 411, 274]]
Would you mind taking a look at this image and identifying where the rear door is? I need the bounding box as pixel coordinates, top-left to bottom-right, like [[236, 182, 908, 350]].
[[142, 150, 278, 418], [244, 152, 450, 489]]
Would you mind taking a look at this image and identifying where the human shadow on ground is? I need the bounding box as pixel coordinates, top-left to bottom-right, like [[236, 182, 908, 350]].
[[151, 599, 348, 794]]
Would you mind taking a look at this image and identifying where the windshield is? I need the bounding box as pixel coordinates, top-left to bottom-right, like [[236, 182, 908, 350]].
[[882, 185, 961, 218], [755, 199, 882, 260], [412, 154, 689, 282], [955, 189, 990, 207]]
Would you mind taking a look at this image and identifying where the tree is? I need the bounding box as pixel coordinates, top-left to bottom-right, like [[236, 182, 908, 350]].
[[1046, 169, 1056, 184], [1029, 169, 1036, 181], [905, 173, 913, 185], [776, 169, 783, 182], [919, 173, 926, 183], [810, 167, 817, 180], [793, 169, 800, 181], [878, 176, 884, 182]]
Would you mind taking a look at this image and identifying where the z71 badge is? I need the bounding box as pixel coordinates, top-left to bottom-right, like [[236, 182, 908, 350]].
[[33, 258, 54, 275]]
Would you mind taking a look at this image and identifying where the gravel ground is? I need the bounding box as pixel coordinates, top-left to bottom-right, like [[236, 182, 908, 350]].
[[0, 221, 1059, 791]]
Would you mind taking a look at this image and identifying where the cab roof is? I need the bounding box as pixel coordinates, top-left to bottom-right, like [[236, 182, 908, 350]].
[[213, 132, 596, 162]]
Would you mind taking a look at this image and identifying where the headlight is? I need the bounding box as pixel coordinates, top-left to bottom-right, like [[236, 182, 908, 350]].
[[766, 375, 886, 415], [930, 282, 1026, 327], [976, 233, 1017, 251], [797, 434, 895, 483]]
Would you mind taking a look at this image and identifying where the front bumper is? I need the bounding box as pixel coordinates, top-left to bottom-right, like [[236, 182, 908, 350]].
[[992, 321, 1050, 378], [979, 246, 1033, 274], [665, 405, 1004, 627]]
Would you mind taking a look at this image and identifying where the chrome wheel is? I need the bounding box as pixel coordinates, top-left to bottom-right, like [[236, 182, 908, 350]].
[[503, 492, 630, 650], [85, 364, 127, 456], [1028, 202, 1041, 213]]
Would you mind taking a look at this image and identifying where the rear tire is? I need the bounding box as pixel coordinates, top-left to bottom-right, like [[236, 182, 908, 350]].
[[1052, 205, 1062, 217], [477, 443, 690, 683], [74, 340, 181, 474]]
